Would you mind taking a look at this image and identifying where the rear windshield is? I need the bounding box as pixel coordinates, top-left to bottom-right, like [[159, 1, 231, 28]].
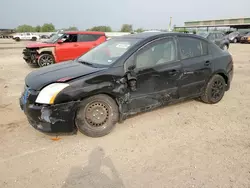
[[229, 32, 239, 37], [197, 32, 209, 38]]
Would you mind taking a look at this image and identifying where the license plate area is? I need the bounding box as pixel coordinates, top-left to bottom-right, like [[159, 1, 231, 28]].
[[21, 87, 30, 111]]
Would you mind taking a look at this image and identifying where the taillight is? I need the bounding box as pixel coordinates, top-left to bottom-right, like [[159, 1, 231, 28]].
[[57, 77, 73, 82]]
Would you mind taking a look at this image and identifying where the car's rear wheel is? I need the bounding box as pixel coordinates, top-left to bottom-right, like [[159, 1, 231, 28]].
[[15, 37, 20, 42], [31, 37, 37, 41], [201, 74, 226, 104], [75, 94, 119, 137], [37, 53, 55, 67]]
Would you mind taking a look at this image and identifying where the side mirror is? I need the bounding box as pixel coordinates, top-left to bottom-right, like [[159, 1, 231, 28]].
[[128, 64, 136, 71], [57, 39, 63, 44]]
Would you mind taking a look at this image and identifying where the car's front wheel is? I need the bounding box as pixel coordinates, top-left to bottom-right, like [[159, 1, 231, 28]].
[[75, 94, 119, 137], [201, 74, 226, 104], [233, 38, 237, 43], [222, 44, 228, 50], [37, 53, 55, 67]]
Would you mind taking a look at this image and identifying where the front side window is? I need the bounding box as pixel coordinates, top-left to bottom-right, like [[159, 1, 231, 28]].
[[45, 33, 64, 43], [136, 38, 177, 70], [77, 38, 140, 67], [62, 34, 78, 43], [78, 34, 101, 42], [178, 37, 208, 60]]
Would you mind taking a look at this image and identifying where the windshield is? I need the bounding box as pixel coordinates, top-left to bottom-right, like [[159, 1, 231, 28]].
[[45, 33, 64, 43], [197, 32, 209, 38], [246, 32, 250, 36], [77, 38, 140, 67], [229, 32, 239, 37]]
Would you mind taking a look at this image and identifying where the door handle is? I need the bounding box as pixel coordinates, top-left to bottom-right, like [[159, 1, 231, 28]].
[[74, 44, 79, 47], [152, 74, 160, 77], [169, 69, 178, 75], [204, 61, 210, 66], [184, 71, 193, 75]]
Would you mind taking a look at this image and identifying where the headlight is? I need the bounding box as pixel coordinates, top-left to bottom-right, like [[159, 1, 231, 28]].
[[35, 83, 69, 104]]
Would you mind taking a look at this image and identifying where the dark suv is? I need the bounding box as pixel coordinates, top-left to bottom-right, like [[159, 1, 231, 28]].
[[197, 31, 230, 50], [20, 32, 233, 137]]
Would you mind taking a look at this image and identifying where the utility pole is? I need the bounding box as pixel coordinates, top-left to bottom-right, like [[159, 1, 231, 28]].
[[168, 17, 172, 31]]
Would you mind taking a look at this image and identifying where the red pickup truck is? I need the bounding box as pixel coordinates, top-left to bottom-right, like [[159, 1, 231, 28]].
[[23, 31, 107, 67]]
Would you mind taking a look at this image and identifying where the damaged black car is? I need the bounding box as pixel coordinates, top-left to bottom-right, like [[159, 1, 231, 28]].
[[19, 32, 234, 137]]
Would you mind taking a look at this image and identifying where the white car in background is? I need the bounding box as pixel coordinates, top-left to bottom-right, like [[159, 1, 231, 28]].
[[143, 30, 161, 33], [13, 33, 40, 42]]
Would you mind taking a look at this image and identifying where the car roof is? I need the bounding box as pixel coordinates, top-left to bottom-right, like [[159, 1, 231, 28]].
[[116, 32, 207, 41], [64, 31, 105, 35], [206, 31, 224, 34]]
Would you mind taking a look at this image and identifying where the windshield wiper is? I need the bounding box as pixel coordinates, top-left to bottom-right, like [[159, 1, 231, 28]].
[[78, 60, 96, 67]]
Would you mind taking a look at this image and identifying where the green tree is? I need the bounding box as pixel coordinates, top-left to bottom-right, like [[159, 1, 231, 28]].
[[64, 26, 79, 31], [120, 24, 133, 32], [87, 26, 112, 32], [16, 24, 35, 32], [135, 28, 144, 33], [41, 23, 55, 32], [35, 25, 41, 32]]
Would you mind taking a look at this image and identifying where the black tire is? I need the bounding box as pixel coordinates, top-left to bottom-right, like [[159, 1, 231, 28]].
[[75, 94, 119, 137], [15, 37, 20, 42], [233, 38, 237, 43], [31, 37, 37, 41], [201, 74, 226, 104], [222, 44, 228, 50], [37, 53, 55, 67]]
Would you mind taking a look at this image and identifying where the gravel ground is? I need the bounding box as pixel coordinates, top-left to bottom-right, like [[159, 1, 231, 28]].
[[0, 40, 250, 188]]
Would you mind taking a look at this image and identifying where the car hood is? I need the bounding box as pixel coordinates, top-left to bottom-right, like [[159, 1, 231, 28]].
[[25, 60, 106, 90], [26, 42, 56, 48]]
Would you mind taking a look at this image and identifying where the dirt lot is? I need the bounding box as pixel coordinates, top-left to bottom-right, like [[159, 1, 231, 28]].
[[0, 39, 250, 188]]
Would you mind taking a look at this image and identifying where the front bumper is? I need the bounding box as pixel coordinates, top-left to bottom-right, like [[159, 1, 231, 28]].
[[23, 48, 38, 65], [240, 40, 249, 43], [240, 38, 250, 43], [20, 90, 79, 133], [226, 68, 233, 91]]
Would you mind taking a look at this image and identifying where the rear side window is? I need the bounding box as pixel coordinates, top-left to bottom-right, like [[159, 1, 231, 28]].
[[178, 37, 208, 60], [78, 34, 102, 42], [216, 33, 223, 39], [207, 33, 215, 41]]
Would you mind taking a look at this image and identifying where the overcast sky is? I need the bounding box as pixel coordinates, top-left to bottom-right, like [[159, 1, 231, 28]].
[[1, 0, 250, 30]]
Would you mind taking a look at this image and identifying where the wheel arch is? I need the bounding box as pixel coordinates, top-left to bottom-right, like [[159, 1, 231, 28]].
[[80, 92, 120, 108], [211, 71, 229, 90], [37, 47, 56, 58], [77, 91, 124, 118]]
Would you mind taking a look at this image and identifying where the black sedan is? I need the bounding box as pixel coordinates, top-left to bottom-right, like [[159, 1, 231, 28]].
[[20, 32, 234, 137], [227, 31, 240, 43], [197, 31, 230, 50]]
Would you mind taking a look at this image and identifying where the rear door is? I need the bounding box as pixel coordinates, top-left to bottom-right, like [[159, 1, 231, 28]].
[[55, 34, 78, 62], [177, 36, 212, 97], [76, 34, 106, 57]]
